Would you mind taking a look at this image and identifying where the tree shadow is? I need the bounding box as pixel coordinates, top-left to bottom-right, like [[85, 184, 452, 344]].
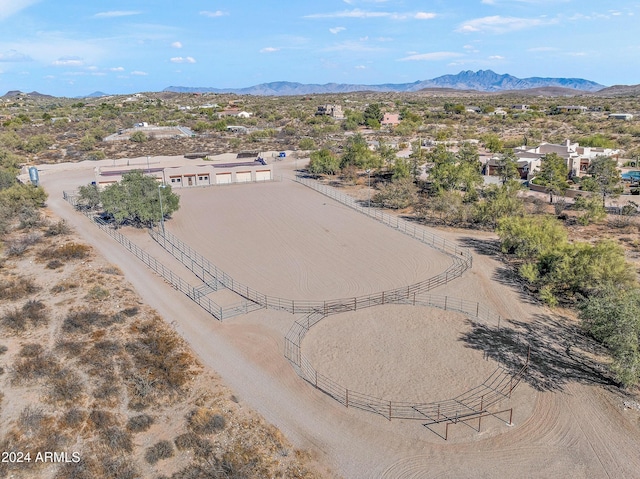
[[459, 236, 501, 257], [460, 313, 618, 392]]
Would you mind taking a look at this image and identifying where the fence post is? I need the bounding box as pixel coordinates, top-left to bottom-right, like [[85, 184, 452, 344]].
[[476, 302, 479, 317], [388, 401, 392, 421], [444, 296, 448, 310], [346, 389, 349, 408]]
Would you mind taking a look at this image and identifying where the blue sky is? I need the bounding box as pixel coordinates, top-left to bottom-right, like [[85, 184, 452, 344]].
[[0, 0, 637, 97]]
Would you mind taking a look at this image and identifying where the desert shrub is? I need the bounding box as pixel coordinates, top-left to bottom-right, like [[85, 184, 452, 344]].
[[186, 408, 226, 435], [46, 259, 64, 269], [45, 220, 71, 236], [51, 280, 78, 293], [59, 408, 87, 430], [0, 345, 7, 355], [100, 456, 138, 479], [174, 433, 214, 458], [6, 233, 41, 256], [88, 410, 118, 431], [18, 406, 47, 435], [145, 440, 174, 464], [41, 242, 90, 261], [19, 343, 44, 357], [22, 299, 47, 326], [126, 320, 195, 392], [18, 206, 44, 229], [55, 338, 87, 356], [93, 381, 121, 401], [100, 265, 122, 275], [126, 414, 154, 433], [2, 308, 28, 331], [54, 458, 96, 479], [101, 427, 133, 453], [121, 307, 139, 317], [62, 309, 119, 334], [48, 368, 85, 403], [12, 351, 59, 384], [85, 285, 110, 301], [371, 178, 418, 209]]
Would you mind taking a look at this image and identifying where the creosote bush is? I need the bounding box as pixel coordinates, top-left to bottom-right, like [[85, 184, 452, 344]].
[[126, 414, 154, 433], [186, 407, 226, 435], [145, 440, 174, 464], [0, 276, 38, 301]]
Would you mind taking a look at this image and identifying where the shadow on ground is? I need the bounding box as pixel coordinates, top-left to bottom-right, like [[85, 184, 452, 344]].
[[460, 313, 617, 392]]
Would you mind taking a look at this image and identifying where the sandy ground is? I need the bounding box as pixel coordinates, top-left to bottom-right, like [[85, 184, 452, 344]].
[[38, 154, 640, 479]]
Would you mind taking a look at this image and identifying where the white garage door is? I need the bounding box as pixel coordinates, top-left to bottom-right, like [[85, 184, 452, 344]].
[[216, 172, 232, 184], [236, 171, 252, 183], [255, 170, 272, 182]]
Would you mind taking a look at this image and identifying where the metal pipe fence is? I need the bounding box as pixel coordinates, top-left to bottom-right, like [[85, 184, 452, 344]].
[[284, 293, 529, 423], [62, 191, 256, 321]]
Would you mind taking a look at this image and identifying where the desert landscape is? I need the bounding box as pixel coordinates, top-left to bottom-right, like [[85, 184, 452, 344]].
[[15, 153, 638, 478]]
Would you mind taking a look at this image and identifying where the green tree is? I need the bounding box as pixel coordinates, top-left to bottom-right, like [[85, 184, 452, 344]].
[[100, 171, 180, 227], [537, 152, 569, 203], [580, 286, 640, 387], [496, 215, 567, 258], [298, 138, 316, 150], [129, 131, 148, 143], [340, 134, 380, 170], [573, 195, 606, 225], [392, 157, 411, 180], [363, 103, 382, 127], [77, 183, 101, 210], [581, 156, 623, 207], [496, 150, 520, 184], [474, 180, 524, 227], [371, 177, 417, 209], [308, 149, 340, 175], [482, 133, 504, 153]]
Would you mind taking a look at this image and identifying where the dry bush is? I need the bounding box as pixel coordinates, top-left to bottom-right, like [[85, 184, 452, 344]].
[[100, 427, 133, 454], [54, 458, 97, 479], [126, 414, 154, 433], [0, 345, 7, 355], [174, 432, 214, 458], [18, 405, 48, 437], [59, 408, 88, 430], [2, 299, 48, 331], [55, 338, 87, 357], [145, 439, 174, 464], [62, 309, 123, 334], [88, 410, 118, 431], [121, 306, 139, 317], [126, 319, 197, 394], [85, 285, 110, 301], [0, 276, 38, 301], [41, 242, 90, 261], [51, 280, 78, 293], [18, 206, 44, 230], [19, 343, 44, 357], [100, 456, 138, 479], [45, 219, 71, 236], [99, 265, 122, 275], [48, 368, 85, 404], [186, 407, 226, 435], [46, 259, 64, 269], [6, 233, 42, 256], [11, 350, 60, 384], [93, 381, 121, 401]]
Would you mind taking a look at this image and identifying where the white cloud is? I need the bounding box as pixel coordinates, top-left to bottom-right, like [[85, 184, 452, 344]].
[[94, 11, 142, 18], [260, 47, 279, 53], [170, 56, 196, 63], [0, 0, 40, 21], [355, 65, 366, 69], [200, 10, 226, 18], [329, 26, 346, 34], [0, 49, 32, 62], [457, 15, 554, 34], [415, 12, 436, 20], [52, 56, 84, 67], [323, 41, 384, 52], [109, 66, 125, 71], [131, 71, 148, 76], [489, 55, 505, 60], [171, 41, 183, 49], [400, 51, 463, 61]]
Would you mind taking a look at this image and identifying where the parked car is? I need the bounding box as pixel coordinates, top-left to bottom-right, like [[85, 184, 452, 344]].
[[621, 170, 640, 182]]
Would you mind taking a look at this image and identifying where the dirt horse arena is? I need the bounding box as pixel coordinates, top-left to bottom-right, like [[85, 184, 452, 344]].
[[39, 155, 640, 478]]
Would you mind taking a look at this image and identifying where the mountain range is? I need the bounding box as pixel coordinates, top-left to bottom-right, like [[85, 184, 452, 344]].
[[164, 70, 605, 96]]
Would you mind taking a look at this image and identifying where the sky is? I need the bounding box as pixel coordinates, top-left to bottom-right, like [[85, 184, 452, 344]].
[[0, 0, 638, 97]]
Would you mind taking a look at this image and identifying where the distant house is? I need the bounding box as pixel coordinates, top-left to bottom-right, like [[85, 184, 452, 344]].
[[609, 113, 634, 121], [511, 104, 529, 111], [512, 139, 620, 178], [315, 104, 344, 119], [381, 113, 400, 126], [218, 109, 253, 118], [554, 105, 588, 114], [465, 106, 481, 114]]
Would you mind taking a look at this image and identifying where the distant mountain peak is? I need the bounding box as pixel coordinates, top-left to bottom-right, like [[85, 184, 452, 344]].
[[164, 70, 605, 96]]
